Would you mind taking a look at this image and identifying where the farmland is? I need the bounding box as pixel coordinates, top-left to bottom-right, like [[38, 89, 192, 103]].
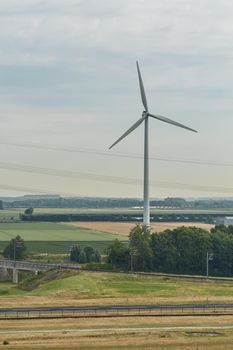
[[0, 222, 126, 253], [0, 220, 215, 253], [66, 221, 213, 236], [0, 208, 216, 253], [3, 207, 233, 218], [0, 222, 126, 241]]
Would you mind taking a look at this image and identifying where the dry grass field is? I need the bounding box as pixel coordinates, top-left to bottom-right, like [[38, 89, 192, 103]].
[[65, 221, 214, 236], [1, 316, 233, 349]]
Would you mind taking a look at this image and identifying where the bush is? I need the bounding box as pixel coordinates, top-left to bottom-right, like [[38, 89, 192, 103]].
[[70, 245, 101, 264]]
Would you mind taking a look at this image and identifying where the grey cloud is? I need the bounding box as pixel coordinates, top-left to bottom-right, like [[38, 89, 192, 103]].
[[0, 0, 233, 196]]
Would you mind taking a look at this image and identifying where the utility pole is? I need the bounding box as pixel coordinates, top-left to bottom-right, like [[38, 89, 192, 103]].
[[130, 249, 136, 273], [130, 251, 133, 272], [206, 252, 213, 277], [13, 239, 16, 261]]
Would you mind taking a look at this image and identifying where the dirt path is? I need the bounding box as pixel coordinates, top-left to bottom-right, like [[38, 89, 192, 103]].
[[1, 324, 233, 335]]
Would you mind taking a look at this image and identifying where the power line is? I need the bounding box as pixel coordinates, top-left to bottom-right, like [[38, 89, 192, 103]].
[[0, 161, 233, 194], [0, 183, 74, 196], [1, 141, 233, 168], [0, 161, 141, 185]]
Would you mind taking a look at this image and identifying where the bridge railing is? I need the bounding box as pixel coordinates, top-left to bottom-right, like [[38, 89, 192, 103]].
[[0, 259, 81, 272]]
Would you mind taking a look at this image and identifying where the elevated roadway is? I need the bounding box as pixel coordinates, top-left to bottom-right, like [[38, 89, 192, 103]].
[[1, 259, 233, 284], [0, 259, 81, 283]]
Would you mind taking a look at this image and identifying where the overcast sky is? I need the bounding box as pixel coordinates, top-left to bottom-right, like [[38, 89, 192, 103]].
[[0, 0, 233, 198]]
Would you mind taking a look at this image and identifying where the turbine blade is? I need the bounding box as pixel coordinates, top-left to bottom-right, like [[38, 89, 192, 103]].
[[136, 61, 148, 112], [109, 117, 146, 149], [148, 113, 197, 133]]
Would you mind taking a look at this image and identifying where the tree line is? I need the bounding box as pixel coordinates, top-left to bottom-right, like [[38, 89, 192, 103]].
[[106, 224, 233, 277], [5, 195, 233, 209], [20, 212, 218, 223], [3, 224, 233, 277], [69, 245, 101, 263]]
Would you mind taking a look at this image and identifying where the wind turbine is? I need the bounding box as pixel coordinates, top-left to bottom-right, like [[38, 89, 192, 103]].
[[109, 62, 197, 227]]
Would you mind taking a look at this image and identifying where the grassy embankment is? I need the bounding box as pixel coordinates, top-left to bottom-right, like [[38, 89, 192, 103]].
[[1, 270, 233, 307]]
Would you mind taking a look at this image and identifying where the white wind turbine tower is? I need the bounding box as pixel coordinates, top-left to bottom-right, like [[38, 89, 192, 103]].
[[109, 62, 197, 227]]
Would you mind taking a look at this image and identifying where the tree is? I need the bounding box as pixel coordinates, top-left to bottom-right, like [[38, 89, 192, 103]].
[[3, 235, 27, 260], [70, 245, 101, 263], [211, 224, 229, 234], [79, 250, 87, 263], [151, 230, 178, 273], [24, 207, 34, 215], [129, 224, 152, 271], [211, 224, 233, 237], [151, 227, 212, 275], [171, 227, 212, 275], [106, 240, 130, 269], [70, 245, 82, 262], [83, 246, 94, 262], [83, 246, 101, 263], [227, 225, 233, 236], [93, 248, 101, 263], [210, 230, 233, 276]]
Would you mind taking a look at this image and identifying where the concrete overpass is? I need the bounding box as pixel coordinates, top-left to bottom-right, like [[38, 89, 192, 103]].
[[0, 260, 81, 283]]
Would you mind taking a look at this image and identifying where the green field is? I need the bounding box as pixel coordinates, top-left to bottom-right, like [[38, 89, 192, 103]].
[[0, 222, 126, 241], [0, 208, 23, 219], [2, 207, 233, 218], [0, 222, 126, 253], [0, 240, 115, 254]]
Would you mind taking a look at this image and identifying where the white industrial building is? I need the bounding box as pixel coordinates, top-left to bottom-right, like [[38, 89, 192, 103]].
[[219, 217, 233, 225]]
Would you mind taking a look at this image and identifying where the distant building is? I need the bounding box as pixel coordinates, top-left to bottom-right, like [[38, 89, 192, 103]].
[[217, 216, 233, 225]]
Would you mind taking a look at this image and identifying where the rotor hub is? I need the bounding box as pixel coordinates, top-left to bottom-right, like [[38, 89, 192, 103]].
[[142, 111, 148, 118]]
